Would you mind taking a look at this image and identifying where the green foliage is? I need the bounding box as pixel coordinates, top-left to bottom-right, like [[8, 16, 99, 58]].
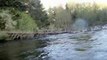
[[0, 0, 28, 11], [29, 0, 49, 28], [17, 12, 38, 32], [48, 7, 72, 30], [48, 3, 107, 30], [0, 10, 16, 30], [0, 32, 8, 40], [0, 0, 50, 31], [68, 3, 107, 26], [0, 8, 38, 32]]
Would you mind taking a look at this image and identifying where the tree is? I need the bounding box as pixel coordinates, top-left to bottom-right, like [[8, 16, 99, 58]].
[[29, 0, 49, 28], [0, 0, 28, 11], [0, 10, 17, 30], [47, 6, 72, 31]]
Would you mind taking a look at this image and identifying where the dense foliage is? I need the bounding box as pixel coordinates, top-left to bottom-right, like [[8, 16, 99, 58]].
[[29, 0, 49, 28], [1, 0, 107, 32], [0, 0, 49, 31], [48, 3, 107, 31], [68, 3, 107, 26]]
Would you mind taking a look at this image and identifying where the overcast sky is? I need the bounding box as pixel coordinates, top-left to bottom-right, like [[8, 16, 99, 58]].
[[41, 0, 107, 10]]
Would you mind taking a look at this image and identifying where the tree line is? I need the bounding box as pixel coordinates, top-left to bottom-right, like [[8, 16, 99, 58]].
[[48, 3, 107, 31], [0, 0, 49, 32], [0, 0, 107, 32]]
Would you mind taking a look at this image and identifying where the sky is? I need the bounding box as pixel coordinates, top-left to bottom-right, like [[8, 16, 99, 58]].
[[41, 0, 68, 10], [41, 0, 107, 10]]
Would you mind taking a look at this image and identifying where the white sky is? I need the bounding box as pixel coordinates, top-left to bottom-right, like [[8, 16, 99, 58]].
[[41, 0, 107, 10], [41, 0, 68, 10]]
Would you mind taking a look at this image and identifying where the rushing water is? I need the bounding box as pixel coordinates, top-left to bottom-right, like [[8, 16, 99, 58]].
[[0, 30, 107, 60]]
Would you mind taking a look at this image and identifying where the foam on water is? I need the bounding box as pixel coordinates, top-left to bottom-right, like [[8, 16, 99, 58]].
[[42, 28, 107, 60]]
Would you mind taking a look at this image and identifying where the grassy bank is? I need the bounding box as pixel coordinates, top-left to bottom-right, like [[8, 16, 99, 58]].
[[0, 31, 9, 42]]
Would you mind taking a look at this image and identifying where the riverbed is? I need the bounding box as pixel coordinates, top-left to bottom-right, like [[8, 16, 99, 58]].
[[0, 30, 107, 60]]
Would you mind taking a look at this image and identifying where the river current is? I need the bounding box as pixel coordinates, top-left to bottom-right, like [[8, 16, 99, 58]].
[[0, 30, 107, 60]]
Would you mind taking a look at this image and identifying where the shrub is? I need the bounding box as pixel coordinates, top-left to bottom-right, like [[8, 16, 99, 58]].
[[17, 12, 38, 32], [0, 31, 8, 40]]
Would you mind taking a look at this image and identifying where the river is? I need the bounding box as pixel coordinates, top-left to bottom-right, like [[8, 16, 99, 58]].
[[0, 29, 107, 60]]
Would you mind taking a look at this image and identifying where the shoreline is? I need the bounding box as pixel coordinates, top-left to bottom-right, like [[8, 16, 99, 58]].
[[0, 26, 105, 42]]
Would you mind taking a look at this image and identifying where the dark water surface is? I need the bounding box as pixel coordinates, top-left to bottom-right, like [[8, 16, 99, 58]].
[[0, 40, 48, 60], [0, 30, 107, 60]]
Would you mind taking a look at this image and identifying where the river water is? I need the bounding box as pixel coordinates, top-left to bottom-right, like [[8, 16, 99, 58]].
[[0, 30, 107, 60]]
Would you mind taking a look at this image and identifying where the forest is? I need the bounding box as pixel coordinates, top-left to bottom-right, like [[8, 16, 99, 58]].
[[0, 0, 107, 40]]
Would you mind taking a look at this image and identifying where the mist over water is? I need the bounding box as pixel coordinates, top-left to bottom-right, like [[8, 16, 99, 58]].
[[72, 18, 88, 31]]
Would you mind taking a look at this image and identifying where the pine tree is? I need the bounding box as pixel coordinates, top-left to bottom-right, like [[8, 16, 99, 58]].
[[29, 0, 49, 28], [0, 0, 28, 11]]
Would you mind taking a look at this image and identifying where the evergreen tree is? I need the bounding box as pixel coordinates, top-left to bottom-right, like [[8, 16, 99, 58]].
[[29, 0, 49, 28], [0, 0, 28, 11]]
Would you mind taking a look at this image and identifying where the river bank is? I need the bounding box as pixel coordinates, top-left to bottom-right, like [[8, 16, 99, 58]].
[[0, 24, 107, 42], [0, 31, 69, 42]]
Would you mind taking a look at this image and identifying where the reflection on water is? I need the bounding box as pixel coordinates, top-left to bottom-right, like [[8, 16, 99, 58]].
[[0, 40, 48, 60], [0, 30, 107, 60]]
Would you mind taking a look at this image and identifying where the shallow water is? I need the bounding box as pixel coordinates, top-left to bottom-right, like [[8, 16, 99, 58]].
[[0, 30, 107, 60]]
